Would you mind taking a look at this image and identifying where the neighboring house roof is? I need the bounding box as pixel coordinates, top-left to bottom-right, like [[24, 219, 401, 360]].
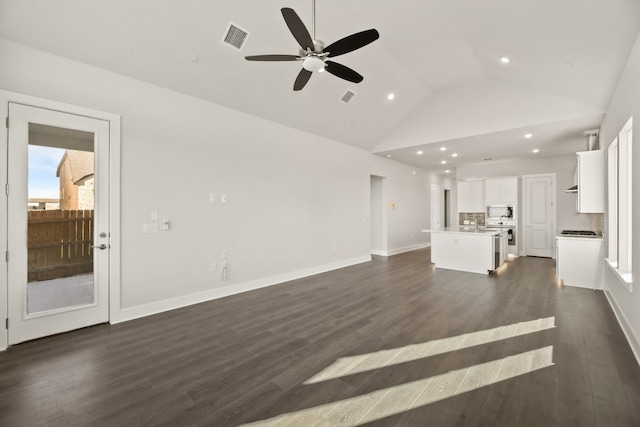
[[56, 150, 94, 184]]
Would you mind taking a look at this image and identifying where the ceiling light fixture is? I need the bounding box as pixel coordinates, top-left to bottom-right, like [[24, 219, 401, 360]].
[[452, 153, 459, 157], [387, 93, 395, 101], [524, 133, 533, 139], [386, 154, 391, 158], [440, 147, 447, 151], [417, 150, 423, 155], [441, 160, 447, 164], [532, 149, 540, 153], [445, 170, 450, 174], [500, 56, 510, 64]]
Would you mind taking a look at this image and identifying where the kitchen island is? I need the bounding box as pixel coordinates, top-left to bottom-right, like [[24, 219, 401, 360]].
[[423, 227, 508, 274]]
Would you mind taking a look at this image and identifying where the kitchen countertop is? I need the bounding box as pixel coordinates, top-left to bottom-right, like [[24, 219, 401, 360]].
[[422, 227, 509, 235]]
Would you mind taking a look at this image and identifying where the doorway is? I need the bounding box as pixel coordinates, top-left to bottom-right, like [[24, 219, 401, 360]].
[[370, 175, 387, 256], [4, 100, 117, 345], [522, 174, 555, 257], [444, 189, 451, 228]]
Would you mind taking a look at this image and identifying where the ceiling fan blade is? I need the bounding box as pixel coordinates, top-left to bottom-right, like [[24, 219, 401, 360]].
[[325, 61, 364, 83], [245, 54, 301, 61], [293, 68, 313, 91], [281, 8, 314, 51], [324, 29, 380, 57]]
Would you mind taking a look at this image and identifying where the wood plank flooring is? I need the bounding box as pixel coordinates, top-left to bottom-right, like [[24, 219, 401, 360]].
[[1, 249, 640, 426]]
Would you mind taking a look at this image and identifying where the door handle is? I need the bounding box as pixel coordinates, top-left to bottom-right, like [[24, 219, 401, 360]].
[[92, 244, 108, 250]]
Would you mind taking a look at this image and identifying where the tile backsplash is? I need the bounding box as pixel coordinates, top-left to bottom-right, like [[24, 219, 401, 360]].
[[459, 212, 486, 226]]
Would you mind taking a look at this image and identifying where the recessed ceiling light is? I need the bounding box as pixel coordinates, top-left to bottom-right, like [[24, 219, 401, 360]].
[[386, 154, 392, 158], [500, 56, 510, 64], [190, 53, 200, 62], [387, 93, 395, 101], [417, 150, 423, 155], [440, 147, 447, 151], [524, 133, 533, 139], [445, 169, 450, 174], [451, 153, 459, 157], [441, 160, 447, 164], [532, 148, 540, 153]]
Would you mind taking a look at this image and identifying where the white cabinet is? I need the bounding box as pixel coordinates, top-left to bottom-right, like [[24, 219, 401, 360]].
[[485, 177, 518, 204], [556, 236, 604, 289], [457, 180, 484, 213], [575, 150, 604, 213]]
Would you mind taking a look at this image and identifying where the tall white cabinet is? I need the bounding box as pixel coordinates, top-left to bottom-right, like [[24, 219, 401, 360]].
[[457, 180, 484, 212], [574, 150, 604, 213], [484, 178, 518, 204]]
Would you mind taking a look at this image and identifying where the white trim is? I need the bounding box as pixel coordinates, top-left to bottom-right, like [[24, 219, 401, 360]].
[[370, 250, 386, 256], [111, 255, 371, 324], [0, 89, 121, 350], [604, 289, 640, 367], [605, 258, 633, 292]]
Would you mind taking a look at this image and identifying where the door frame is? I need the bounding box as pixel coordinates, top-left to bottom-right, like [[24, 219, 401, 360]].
[[521, 173, 556, 257], [0, 90, 121, 351], [431, 184, 441, 231]]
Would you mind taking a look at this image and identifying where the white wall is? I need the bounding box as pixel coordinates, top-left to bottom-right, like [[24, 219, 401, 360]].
[[456, 156, 592, 235], [599, 33, 640, 361], [371, 156, 454, 255], [0, 39, 440, 338]]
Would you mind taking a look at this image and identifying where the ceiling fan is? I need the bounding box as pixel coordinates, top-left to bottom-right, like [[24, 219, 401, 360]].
[[245, 0, 379, 91]]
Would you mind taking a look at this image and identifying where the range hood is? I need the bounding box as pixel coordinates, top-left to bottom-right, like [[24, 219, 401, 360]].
[[565, 129, 599, 193]]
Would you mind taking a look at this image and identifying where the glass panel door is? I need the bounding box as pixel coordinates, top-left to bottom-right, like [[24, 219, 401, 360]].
[[7, 103, 110, 345]]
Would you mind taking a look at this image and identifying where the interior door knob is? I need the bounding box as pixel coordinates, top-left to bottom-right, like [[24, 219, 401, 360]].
[[92, 244, 107, 250]]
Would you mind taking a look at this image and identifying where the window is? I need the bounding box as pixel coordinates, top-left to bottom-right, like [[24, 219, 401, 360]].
[[607, 117, 633, 289]]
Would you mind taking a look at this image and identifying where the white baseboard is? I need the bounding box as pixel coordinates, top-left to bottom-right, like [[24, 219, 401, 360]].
[[370, 243, 430, 257], [386, 243, 430, 256], [111, 255, 371, 324], [604, 289, 640, 367]]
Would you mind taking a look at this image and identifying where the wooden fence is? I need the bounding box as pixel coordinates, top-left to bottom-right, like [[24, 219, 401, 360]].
[[28, 210, 94, 282]]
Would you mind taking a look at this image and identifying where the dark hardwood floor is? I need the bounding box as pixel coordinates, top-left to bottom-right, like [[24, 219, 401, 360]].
[[1, 249, 640, 426]]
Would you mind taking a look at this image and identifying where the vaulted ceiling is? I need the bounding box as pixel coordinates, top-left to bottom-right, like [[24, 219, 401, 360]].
[[1, 0, 639, 173]]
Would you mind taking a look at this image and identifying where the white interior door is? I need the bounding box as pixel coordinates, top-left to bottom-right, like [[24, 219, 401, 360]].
[[523, 174, 554, 257], [7, 103, 110, 345], [431, 184, 441, 230]]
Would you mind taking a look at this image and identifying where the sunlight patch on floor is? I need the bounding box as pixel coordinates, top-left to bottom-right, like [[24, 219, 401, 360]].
[[304, 317, 555, 385], [242, 346, 554, 426]]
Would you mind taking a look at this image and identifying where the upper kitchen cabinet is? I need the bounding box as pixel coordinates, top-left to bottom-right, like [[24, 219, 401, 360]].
[[573, 150, 604, 213], [457, 180, 485, 213], [484, 178, 518, 204]]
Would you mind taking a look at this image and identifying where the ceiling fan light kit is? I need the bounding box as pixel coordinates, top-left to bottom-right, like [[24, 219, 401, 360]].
[[245, 1, 379, 91]]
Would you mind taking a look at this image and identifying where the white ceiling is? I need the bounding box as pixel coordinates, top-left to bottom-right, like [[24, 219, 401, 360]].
[[1, 0, 639, 174]]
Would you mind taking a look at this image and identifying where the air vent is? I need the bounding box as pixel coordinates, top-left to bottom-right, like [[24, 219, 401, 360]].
[[222, 22, 250, 51], [340, 90, 357, 104]]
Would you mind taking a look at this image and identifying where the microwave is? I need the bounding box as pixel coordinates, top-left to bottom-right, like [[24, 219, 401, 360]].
[[487, 204, 514, 219]]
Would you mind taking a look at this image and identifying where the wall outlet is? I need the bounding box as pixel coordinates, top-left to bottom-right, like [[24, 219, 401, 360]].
[[221, 195, 227, 204], [209, 194, 216, 203]]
